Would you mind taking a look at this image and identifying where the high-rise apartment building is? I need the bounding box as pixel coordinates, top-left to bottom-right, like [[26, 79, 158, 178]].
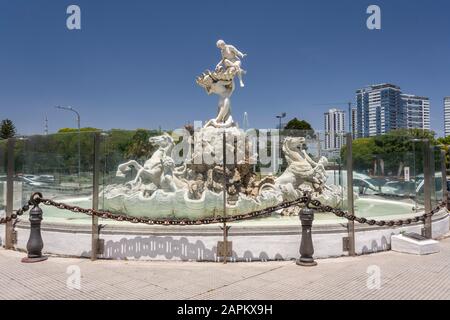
[[401, 94, 430, 130], [351, 107, 357, 139], [356, 84, 430, 137], [324, 108, 346, 150], [445, 97, 450, 137], [356, 84, 403, 138]]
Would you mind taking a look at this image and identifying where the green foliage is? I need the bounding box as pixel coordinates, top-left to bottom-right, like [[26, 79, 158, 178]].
[[437, 136, 450, 171], [282, 118, 315, 140], [341, 129, 437, 175], [58, 127, 101, 133], [437, 136, 450, 146], [125, 129, 158, 160], [0, 119, 16, 139], [284, 118, 313, 131], [11, 128, 161, 178], [341, 138, 377, 171]]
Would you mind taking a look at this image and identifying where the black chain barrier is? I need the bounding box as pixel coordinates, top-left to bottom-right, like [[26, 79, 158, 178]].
[[1, 192, 445, 227], [0, 193, 42, 224], [37, 195, 311, 225], [306, 198, 445, 227]]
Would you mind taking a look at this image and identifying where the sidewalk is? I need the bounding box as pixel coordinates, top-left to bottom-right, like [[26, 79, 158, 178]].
[[0, 236, 449, 300]]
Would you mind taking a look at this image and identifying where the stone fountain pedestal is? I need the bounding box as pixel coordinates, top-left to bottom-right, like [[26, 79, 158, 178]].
[[391, 234, 440, 255]]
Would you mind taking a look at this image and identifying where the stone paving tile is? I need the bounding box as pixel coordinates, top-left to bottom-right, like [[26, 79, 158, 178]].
[[0, 236, 449, 300]]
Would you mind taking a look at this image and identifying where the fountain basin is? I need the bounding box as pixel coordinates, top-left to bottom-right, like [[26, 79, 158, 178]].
[[2, 197, 448, 261]]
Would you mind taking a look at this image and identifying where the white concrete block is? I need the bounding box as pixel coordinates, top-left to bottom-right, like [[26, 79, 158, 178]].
[[391, 234, 440, 255]]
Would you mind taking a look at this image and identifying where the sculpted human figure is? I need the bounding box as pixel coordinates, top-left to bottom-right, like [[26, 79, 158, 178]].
[[196, 40, 247, 127], [203, 79, 234, 128], [215, 39, 247, 87]]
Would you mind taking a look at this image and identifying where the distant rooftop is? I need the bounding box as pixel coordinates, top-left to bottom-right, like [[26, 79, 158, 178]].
[[356, 83, 401, 93], [401, 93, 429, 100], [370, 83, 401, 90], [324, 108, 345, 115]]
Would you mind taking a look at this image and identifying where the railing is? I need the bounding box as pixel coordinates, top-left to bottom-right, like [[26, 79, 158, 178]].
[[1, 130, 449, 264], [1, 191, 445, 265]]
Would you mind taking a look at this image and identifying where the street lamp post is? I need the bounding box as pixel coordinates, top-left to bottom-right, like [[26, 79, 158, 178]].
[[55, 106, 81, 186], [276, 112, 286, 130]]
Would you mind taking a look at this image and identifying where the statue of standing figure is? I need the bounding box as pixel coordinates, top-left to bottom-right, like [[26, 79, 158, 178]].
[[215, 39, 247, 88], [196, 39, 247, 128]]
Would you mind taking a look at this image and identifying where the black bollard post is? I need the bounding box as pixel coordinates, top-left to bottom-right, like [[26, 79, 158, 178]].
[[296, 208, 317, 267], [21, 202, 47, 263]]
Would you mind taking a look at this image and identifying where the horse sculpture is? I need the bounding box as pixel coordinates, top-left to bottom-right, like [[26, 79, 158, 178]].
[[276, 137, 329, 191], [116, 133, 181, 190]]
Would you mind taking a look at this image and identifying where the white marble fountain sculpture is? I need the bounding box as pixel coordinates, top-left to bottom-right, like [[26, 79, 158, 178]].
[[101, 40, 344, 219]]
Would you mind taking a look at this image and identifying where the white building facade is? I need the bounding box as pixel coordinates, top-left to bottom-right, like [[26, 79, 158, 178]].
[[401, 94, 430, 131], [324, 108, 346, 151], [356, 84, 403, 138], [351, 107, 357, 139], [356, 84, 430, 137], [445, 97, 450, 137]]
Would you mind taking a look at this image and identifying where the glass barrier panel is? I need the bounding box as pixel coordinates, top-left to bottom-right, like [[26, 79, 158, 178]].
[[98, 129, 349, 242], [99, 129, 161, 225], [318, 130, 347, 223], [351, 134, 420, 220], [15, 132, 95, 223], [432, 146, 443, 207], [0, 139, 7, 217]]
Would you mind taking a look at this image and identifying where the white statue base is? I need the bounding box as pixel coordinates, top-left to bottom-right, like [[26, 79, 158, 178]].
[[391, 234, 440, 255], [102, 185, 281, 219]]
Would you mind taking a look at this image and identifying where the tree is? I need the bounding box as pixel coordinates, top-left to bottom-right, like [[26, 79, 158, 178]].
[[283, 118, 313, 131], [125, 129, 157, 160], [341, 138, 379, 171], [406, 128, 436, 142], [341, 129, 437, 177], [437, 136, 450, 146], [57, 127, 101, 133], [282, 117, 315, 141], [0, 119, 16, 139], [437, 135, 450, 172], [374, 129, 436, 176]]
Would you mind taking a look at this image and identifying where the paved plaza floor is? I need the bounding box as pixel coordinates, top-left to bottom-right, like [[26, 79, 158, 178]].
[[0, 235, 449, 300]]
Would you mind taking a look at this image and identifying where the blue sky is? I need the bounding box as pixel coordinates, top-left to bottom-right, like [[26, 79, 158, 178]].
[[1, 0, 449, 136]]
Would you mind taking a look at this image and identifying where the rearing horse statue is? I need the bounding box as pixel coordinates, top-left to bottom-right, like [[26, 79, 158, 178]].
[[116, 133, 176, 189]]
